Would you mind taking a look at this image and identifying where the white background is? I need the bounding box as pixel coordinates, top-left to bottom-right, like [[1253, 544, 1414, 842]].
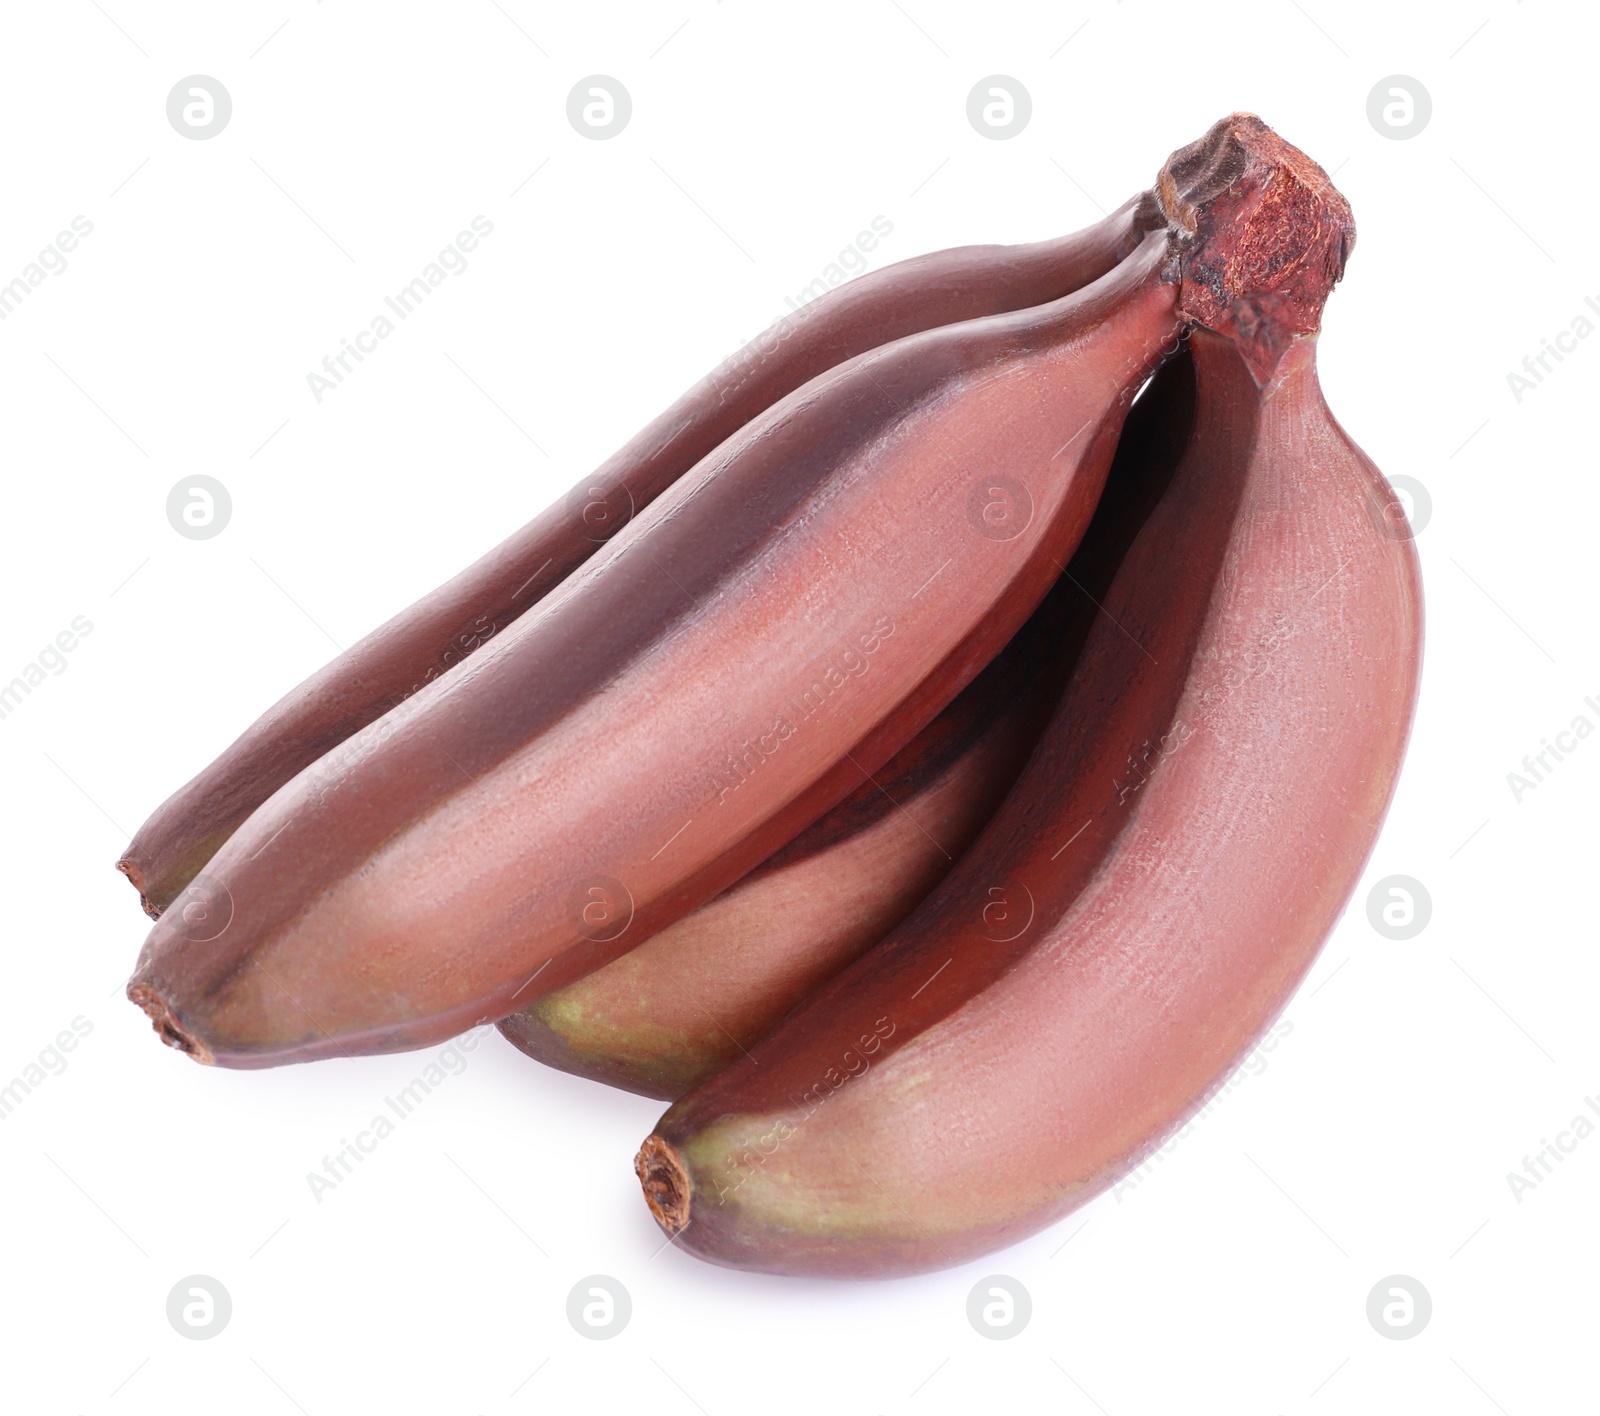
[[1, 1, 1595, 1412]]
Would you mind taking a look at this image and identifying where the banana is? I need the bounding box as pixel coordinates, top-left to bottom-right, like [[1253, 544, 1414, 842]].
[[635, 116, 1423, 1279], [117, 198, 1162, 919], [497, 352, 1194, 1100], [128, 182, 1200, 1067], [497, 583, 1062, 1101]]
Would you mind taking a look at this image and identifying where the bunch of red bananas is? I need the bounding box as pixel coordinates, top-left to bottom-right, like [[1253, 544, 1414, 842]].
[[121, 115, 1421, 1279]]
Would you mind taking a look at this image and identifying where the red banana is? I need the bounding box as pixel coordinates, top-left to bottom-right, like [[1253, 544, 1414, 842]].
[[497, 352, 1194, 1100], [128, 206, 1196, 1066], [116, 198, 1161, 918], [634, 116, 1423, 1279]]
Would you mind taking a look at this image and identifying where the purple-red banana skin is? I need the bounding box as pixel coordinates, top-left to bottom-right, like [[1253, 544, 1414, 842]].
[[494, 589, 1061, 1103], [127, 223, 1188, 1067], [497, 354, 1194, 1101], [635, 116, 1423, 1279], [116, 198, 1162, 918]]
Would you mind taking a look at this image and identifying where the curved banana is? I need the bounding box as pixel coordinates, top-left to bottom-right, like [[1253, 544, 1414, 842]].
[[635, 116, 1422, 1279], [117, 199, 1162, 918], [498, 352, 1194, 1100], [128, 204, 1193, 1066]]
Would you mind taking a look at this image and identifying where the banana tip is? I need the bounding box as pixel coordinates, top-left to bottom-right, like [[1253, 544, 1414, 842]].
[[635, 1135, 691, 1235], [127, 982, 213, 1064], [115, 858, 162, 920]]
